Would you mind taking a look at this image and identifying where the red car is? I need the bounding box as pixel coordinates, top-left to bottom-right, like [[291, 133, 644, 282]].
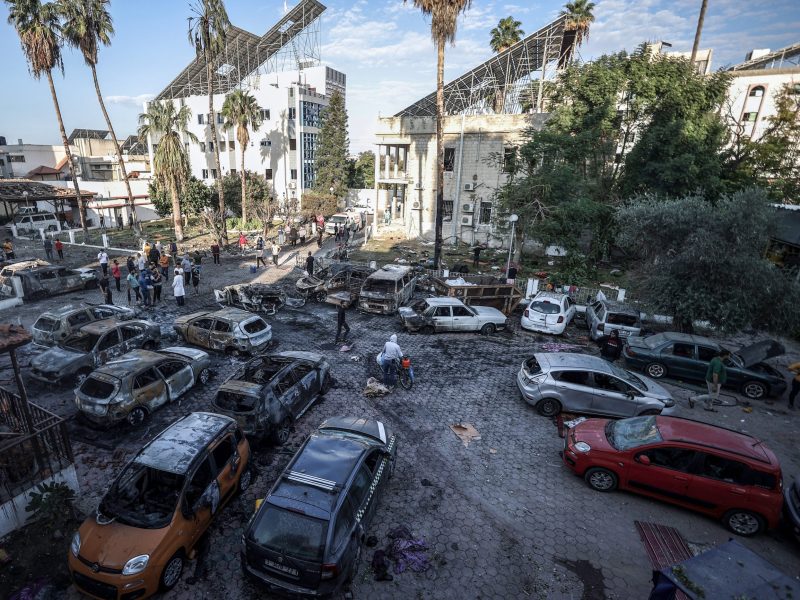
[[563, 416, 783, 536]]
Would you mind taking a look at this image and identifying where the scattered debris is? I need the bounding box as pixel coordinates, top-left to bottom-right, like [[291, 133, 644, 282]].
[[449, 423, 481, 447], [386, 526, 430, 574], [540, 342, 583, 352], [489, 448, 498, 454], [339, 343, 353, 352], [564, 416, 587, 429], [349, 354, 362, 361], [420, 478, 433, 487], [444, 277, 475, 286], [364, 377, 391, 397], [366, 535, 379, 547]]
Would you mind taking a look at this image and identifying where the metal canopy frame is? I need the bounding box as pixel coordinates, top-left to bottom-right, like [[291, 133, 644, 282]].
[[156, 0, 326, 101], [727, 42, 800, 71], [67, 129, 109, 143], [396, 16, 567, 117]]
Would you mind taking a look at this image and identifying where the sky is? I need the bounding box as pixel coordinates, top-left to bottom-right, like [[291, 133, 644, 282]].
[[1, 0, 798, 153]]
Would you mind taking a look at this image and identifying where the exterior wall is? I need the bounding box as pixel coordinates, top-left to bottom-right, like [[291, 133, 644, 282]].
[[0, 143, 71, 178], [726, 68, 799, 140], [374, 113, 547, 245], [50, 178, 157, 224]]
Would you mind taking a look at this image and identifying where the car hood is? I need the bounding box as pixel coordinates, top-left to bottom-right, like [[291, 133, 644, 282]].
[[32, 347, 84, 371], [160, 346, 209, 362], [472, 306, 505, 318], [735, 339, 785, 368], [638, 376, 673, 402], [572, 419, 614, 450], [398, 307, 418, 318], [77, 515, 172, 570]]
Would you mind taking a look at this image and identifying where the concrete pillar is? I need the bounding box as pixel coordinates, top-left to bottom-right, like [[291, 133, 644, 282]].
[[393, 146, 399, 178], [526, 278, 539, 298], [102, 233, 109, 248], [617, 288, 626, 302], [384, 146, 391, 180], [378, 188, 390, 222], [68, 230, 75, 244]]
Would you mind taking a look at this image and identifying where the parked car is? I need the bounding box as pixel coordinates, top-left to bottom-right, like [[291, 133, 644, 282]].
[[242, 416, 397, 596], [0, 261, 98, 300], [585, 299, 642, 341], [68, 412, 251, 599], [562, 415, 784, 536], [325, 212, 359, 234], [358, 265, 415, 314], [399, 297, 508, 335], [75, 347, 213, 427], [213, 284, 287, 315], [14, 212, 59, 233], [212, 351, 332, 443], [173, 308, 272, 356], [520, 292, 576, 335], [31, 304, 136, 346], [517, 353, 675, 418], [30, 319, 161, 386], [622, 332, 786, 400]]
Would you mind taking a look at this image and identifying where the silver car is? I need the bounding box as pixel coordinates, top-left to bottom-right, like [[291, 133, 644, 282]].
[[399, 297, 508, 335], [31, 304, 136, 346], [585, 299, 642, 341], [516, 352, 675, 418]]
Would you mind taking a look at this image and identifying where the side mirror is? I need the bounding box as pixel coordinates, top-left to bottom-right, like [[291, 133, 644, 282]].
[[638, 455, 651, 466]]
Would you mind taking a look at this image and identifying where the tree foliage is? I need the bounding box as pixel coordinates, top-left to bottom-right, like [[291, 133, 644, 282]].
[[490, 16, 523, 53], [221, 88, 262, 222], [149, 176, 212, 218], [616, 188, 800, 333], [314, 90, 349, 198], [301, 190, 338, 218], [220, 170, 271, 218], [347, 151, 375, 188]]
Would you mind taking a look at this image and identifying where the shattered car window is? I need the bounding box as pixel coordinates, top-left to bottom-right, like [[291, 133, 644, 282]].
[[215, 391, 258, 412], [62, 333, 101, 353], [362, 279, 395, 293], [607, 312, 639, 326], [79, 377, 117, 399], [530, 301, 560, 315], [605, 416, 662, 451], [33, 317, 58, 332], [242, 319, 267, 334], [99, 463, 184, 528]]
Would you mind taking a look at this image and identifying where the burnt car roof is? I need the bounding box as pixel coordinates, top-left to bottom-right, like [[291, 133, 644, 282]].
[[98, 349, 171, 374], [369, 265, 413, 280], [135, 412, 235, 475], [78, 318, 121, 335], [274, 350, 324, 363], [208, 307, 262, 320], [38, 305, 85, 318], [0, 259, 50, 272]]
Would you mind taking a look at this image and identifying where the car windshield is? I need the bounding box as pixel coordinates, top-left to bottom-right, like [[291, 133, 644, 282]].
[[98, 462, 183, 529], [214, 391, 258, 412], [530, 300, 561, 315], [61, 333, 100, 353], [242, 319, 267, 334], [33, 316, 58, 332], [605, 416, 662, 450], [607, 312, 639, 326], [610, 364, 646, 388], [363, 279, 395, 292], [642, 333, 668, 349], [250, 505, 328, 562], [79, 377, 117, 399]]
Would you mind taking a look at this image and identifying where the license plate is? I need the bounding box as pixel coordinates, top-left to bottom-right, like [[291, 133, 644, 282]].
[[264, 558, 299, 577]]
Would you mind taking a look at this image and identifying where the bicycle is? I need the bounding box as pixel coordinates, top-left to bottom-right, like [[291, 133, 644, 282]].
[[393, 356, 414, 390]]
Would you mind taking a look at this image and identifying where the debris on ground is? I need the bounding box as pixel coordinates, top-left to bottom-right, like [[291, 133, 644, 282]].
[[349, 354, 362, 361], [339, 343, 353, 352], [564, 416, 587, 429], [449, 423, 481, 447], [444, 277, 476, 286], [364, 377, 391, 397], [540, 342, 584, 352], [386, 526, 430, 574]]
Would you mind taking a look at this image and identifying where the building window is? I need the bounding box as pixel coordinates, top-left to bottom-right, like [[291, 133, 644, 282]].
[[216, 113, 224, 125], [289, 138, 297, 151], [230, 169, 236, 175], [199, 142, 206, 152], [749, 86, 765, 97], [197, 114, 205, 125], [260, 139, 271, 147], [443, 200, 453, 221], [290, 169, 297, 180], [743, 112, 758, 122], [444, 148, 455, 172], [202, 169, 209, 179], [260, 109, 271, 121], [288, 107, 296, 119], [265, 168, 273, 180], [209, 141, 214, 151], [479, 201, 492, 225], [228, 140, 235, 151], [8, 155, 25, 163], [502, 147, 516, 173], [301, 101, 323, 127], [301, 132, 318, 188], [790, 83, 800, 96], [211, 169, 218, 179]]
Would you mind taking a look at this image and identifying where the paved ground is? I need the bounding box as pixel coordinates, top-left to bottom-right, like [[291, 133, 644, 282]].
[[2, 234, 800, 599]]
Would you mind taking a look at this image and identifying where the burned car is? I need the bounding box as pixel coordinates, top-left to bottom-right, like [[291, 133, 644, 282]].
[[31, 304, 136, 346], [358, 265, 416, 314], [212, 351, 331, 443], [174, 308, 272, 356], [400, 297, 508, 335], [30, 319, 161, 386], [214, 283, 287, 315], [296, 264, 375, 304], [75, 347, 213, 427], [69, 412, 251, 600], [0, 260, 97, 300]]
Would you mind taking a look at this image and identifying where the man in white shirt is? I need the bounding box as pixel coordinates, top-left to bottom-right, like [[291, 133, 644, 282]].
[[381, 334, 404, 387], [97, 250, 109, 276], [136, 252, 145, 271]]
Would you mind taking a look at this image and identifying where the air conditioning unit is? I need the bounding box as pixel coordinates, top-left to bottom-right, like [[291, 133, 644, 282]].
[[464, 183, 475, 191], [461, 202, 473, 213], [288, 182, 296, 189], [461, 215, 474, 226], [414, 182, 423, 190], [412, 201, 421, 209]]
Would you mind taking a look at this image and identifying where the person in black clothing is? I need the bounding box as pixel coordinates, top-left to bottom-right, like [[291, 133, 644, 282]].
[[126, 255, 135, 275], [305, 251, 315, 275], [148, 246, 160, 265], [598, 329, 623, 362], [472, 245, 482, 268], [506, 264, 518, 284], [99, 277, 113, 305], [335, 304, 350, 343]]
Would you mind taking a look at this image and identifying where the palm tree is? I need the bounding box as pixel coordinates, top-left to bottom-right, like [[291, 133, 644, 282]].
[[558, 0, 595, 68], [6, 0, 88, 239], [489, 16, 524, 113], [59, 0, 141, 236], [221, 89, 263, 224], [405, 0, 472, 269], [138, 101, 197, 241], [689, 0, 709, 67], [188, 0, 230, 243]]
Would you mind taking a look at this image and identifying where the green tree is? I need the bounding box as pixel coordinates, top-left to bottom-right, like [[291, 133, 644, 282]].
[[220, 170, 271, 222], [301, 190, 338, 219], [347, 151, 375, 188], [489, 16, 524, 112], [148, 176, 212, 218], [6, 0, 88, 238], [221, 89, 263, 223], [314, 90, 349, 198], [616, 188, 800, 334], [138, 101, 197, 240], [558, 0, 595, 67], [188, 0, 230, 242], [405, 0, 473, 269], [59, 0, 141, 236]]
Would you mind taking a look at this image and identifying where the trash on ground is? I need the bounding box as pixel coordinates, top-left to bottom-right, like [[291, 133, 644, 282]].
[[339, 343, 353, 352], [444, 277, 476, 286], [364, 377, 391, 397], [450, 423, 481, 446], [540, 342, 583, 352], [385, 526, 430, 574], [564, 416, 587, 429]]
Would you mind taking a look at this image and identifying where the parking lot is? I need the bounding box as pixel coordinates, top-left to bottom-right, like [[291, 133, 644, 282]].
[[4, 238, 800, 599]]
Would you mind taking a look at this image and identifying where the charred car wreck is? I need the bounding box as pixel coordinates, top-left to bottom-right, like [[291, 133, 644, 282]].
[[214, 284, 287, 315]]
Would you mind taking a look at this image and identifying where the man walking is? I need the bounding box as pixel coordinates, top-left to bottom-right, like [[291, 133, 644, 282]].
[[151, 266, 163, 304], [54, 237, 64, 260], [317, 227, 323, 248], [138, 268, 151, 307], [305, 251, 315, 276], [98, 249, 109, 276], [182, 254, 191, 286], [788, 361, 800, 410], [256, 245, 267, 269], [99, 276, 113, 305], [238, 232, 248, 253], [136, 252, 145, 272], [690, 349, 730, 411], [43, 237, 53, 261], [472, 244, 483, 268], [211, 240, 220, 264], [299, 224, 307, 245], [271, 240, 280, 266], [335, 304, 350, 343], [111, 260, 121, 292], [159, 253, 170, 281]]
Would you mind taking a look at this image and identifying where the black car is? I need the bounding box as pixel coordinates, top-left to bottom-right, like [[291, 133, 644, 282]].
[[242, 417, 397, 596], [211, 351, 332, 444], [622, 332, 786, 400]]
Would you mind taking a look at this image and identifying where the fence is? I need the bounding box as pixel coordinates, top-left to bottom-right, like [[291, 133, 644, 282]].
[[0, 386, 74, 504]]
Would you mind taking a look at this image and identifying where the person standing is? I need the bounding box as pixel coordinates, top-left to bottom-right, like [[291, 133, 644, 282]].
[[116, 214, 123, 230], [43, 237, 53, 261], [191, 262, 200, 294], [506, 263, 518, 285], [290, 225, 298, 247], [138, 268, 151, 307], [335, 304, 350, 343], [598, 330, 623, 362], [193, 249, 203, 268], [159, 253, 170, 281], [111, 260, 121, 292], [151, 266, 163, 304], [211, 241, 220, 264], [126, 270, 141, 305], [172, 267, 185, 306], [317, 227, 323, 248], [98, 249, 109, 276], [343, 225, 350, 244], [136, 252, 145, 272], [126, 255, 135, 275], [256, 245, 267, 269], [787, 362, 800, 410], [99, 276, 113, 305], [181, 254, 191, 286], [99, 214, 106, 231], [2, 239, 13, 260], [169, 240, 178, 256], [155, 240, 163, 254], [690, 349, 730, 411], [271, 240, 280, 266], [54, 237, 64, 260], [299, 224, 307, 245], [238, 232, 248, 253], [148, 244, 160, 265], [472, 244, 482, 268], [380, 334, 404, 387], [305, 251, 315, 276]]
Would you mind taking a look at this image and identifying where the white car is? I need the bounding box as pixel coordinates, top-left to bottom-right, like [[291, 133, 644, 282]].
[[520, 292, 576, 335], [399, 297, 508, 334]]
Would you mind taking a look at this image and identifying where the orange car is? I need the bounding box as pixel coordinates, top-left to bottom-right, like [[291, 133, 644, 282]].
[[68, 412, 251, 599]]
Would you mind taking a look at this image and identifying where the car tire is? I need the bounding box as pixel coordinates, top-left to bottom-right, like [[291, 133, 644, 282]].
[[159, 552, 184, 591], [315, 291, 327, 302], [127, 407, 147, 427], [73, 368, 92, 387], [421, 325, 434, 335], [584, 467, 618, 492], [480, 323, 496, 336], [142, 340, 156, 351], [346, 542, 362, 584], [273, 417, 292, 446], [198, 368, 212, 386], [741, 380, 767, 400], [722, 509, 765, 537], [645, 362, 667, 379], [536, 398, 561, 417]]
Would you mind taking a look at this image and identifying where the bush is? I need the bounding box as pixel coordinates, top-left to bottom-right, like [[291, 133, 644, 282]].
[[25, 481, 76, 533]]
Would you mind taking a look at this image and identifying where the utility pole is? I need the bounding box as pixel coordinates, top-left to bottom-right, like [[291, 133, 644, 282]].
[[690, 0, 709, 67]]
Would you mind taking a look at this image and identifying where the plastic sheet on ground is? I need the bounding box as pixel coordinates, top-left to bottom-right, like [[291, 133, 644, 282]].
[[450, 423, 481, 446], [364, 377, 391, 397], [444, 277, 476, 286]]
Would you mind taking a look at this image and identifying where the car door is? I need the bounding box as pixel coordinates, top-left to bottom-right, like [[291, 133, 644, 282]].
[[183, 456, 216, 545], [209, 319, 232, 351], [695, 344, 724, 385], [209, 432, 241, 507], [157, 359, 195, 399], [119, 323, 146, 352], [661, 342, 698, 380], [552, 370, 595, 413], [187, 317, 214, 347], [131, 367, 169, 412], [585, 302, 601, 338], [94, 329, 122, 365], [626, 446, 699, 506], [273, 368, 302, 418], [451, 305, 477, 331], [590, 372, 640, 417], [683, 452, 756, 517], [291, 362, 319, 414], [431, 306, 453, 331], [564, 296, 576, 324]]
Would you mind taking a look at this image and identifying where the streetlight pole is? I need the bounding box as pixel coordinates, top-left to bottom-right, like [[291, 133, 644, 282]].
[[506, 214, 519, 278]]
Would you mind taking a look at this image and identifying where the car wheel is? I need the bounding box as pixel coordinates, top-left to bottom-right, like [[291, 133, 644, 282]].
[[127, 407, 147, 427], [159, 552, 184, 591], [741, 380, 767, 400], [315, 291, 327, 302], [723, 509, 765, 537], [84, 279, 98, 290], [198, 368, 212, 386], [536, 398, 561, 417], [238, 466, 253, 494], [273, 418, 292, 446], [347, 541, 362, 584], [142, 340, 156, 351], [584, 467, 618, 492], [645, 362, 667, 379], [73, 369, 92, 387], [421, 325, 434, 335], [480, 323, 496, 336]]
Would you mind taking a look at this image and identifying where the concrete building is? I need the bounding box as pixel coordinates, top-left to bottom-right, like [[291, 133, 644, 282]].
[[0, 138, 70, 181]]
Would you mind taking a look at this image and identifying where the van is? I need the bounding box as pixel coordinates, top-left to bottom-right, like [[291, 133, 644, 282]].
[[15, 212, 59, 233], [358, 265, 416, 314], [585, 299, 642, 341], [325, 213, 358, 235]]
